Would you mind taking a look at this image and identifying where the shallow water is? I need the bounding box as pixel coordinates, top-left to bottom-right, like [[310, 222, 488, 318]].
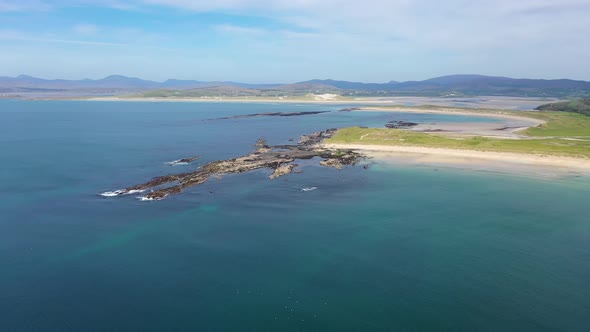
[[1, 101, 589, 331]]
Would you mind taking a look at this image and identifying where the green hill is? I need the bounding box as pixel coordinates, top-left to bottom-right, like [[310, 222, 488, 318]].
[[536, 99, 590, 116]]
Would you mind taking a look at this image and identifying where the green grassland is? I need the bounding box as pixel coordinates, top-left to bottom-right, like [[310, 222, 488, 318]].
[[327, 111, 590, 158], [536, 98, 590, 116], [521, 111, 590, 137]]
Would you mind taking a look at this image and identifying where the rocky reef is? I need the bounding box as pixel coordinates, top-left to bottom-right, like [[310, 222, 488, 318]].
[[214, 111, 329, 120], [166, 156, 200, 166], [101, 129, 363, 201], [385, 120, 418, 129], [337, 107, 362, 112]]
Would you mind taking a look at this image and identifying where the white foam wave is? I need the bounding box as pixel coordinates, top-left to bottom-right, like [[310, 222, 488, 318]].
[[126, 189, 146, 194], [100, 189, 125, 197], [301, 187, 318, 192], [137, 195, 165, 201], [100, 189, 147, 197], [166, 160, 189, 166]]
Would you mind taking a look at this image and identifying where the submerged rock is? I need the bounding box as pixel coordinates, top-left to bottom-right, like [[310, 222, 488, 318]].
[[320, 158, 344, 169], [338, 107, 362, 112]]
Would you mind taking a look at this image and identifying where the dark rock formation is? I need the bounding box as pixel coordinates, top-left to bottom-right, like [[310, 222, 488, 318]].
[[493, 126, 522, 131], [298, 128, 338, 145], [270, 164, 296, 179], [337, 107, 362, 112], [214, 111, 329, 120], [166, 156, 200, 166], [385, 120, 418, 129], [101, 129, 363, 201], [420, 129, 452, 132]]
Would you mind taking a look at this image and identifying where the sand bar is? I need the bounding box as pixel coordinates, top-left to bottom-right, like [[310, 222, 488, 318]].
[[359, 106, 546, 126]]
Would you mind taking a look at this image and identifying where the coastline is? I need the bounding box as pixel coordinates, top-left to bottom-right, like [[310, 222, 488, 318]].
[[322, 106, 590, 172], [323, 143, 590, 173], [82, 96, 390, 104], [74, 96, 546, 111], [18, 96, 588, 173]]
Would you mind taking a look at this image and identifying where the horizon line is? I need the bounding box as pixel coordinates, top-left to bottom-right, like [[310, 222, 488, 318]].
[[2, 73, 590, 85]]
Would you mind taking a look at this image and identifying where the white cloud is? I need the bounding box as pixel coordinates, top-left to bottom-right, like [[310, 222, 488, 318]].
[[135, 0, 590, 49], [0, 0, 50, 11], [0, 29, 126, 46], [73, 24, 99, 34], [213, 24, 268, 36], [1, 0, 589, 80]]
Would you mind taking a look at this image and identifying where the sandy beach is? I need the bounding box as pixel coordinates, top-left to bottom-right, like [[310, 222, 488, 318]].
[[324, 143, 590, 174], [324, 106, 590, 174]]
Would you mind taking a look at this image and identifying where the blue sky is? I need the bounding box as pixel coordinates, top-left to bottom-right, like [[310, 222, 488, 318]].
[[1, 0, 589, 83]]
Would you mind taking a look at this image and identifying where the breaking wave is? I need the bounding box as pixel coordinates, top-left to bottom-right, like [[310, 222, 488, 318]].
[[166, 160, 189, 166], [100, 189, 145, 197], [100, 189, 125, 197], [300, 187, 318, 192], [127, 189, 146, 194], [137, 195, 165, 202]]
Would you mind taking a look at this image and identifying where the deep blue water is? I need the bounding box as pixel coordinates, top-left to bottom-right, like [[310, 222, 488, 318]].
[[1, 100, 589, 331]]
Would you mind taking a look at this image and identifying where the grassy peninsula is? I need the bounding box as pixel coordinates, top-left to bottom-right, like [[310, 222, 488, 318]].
[[326, 110, 590, 159], [535, 98, 590, 117]]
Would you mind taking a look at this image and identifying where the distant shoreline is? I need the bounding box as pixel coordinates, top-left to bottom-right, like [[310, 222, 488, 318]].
[[82, 96, 392, 104], [66, 96, 550, 110], [6, 94, 555, 112]]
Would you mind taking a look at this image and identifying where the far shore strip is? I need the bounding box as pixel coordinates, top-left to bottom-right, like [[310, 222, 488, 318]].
[[84, 96, 389, 104], [358, 106, 546, 126], [323, 143, 590, 170], [81, 97, 544, 110]]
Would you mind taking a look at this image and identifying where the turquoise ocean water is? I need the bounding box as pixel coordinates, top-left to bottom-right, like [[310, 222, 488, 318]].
[[1, 100, 589, 331]]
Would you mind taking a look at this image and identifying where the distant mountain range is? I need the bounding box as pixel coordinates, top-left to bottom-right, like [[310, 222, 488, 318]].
[[0, 74, 275, 91], [1, 74, 590, 97], [301, 75, 590, 97]]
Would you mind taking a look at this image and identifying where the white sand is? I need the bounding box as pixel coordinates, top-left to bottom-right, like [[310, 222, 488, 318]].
[[312, 93, 338, 101], [324, 143, 590, 172]]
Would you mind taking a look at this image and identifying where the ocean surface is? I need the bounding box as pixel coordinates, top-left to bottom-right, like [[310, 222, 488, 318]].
[[1, 100, 589, 331]]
